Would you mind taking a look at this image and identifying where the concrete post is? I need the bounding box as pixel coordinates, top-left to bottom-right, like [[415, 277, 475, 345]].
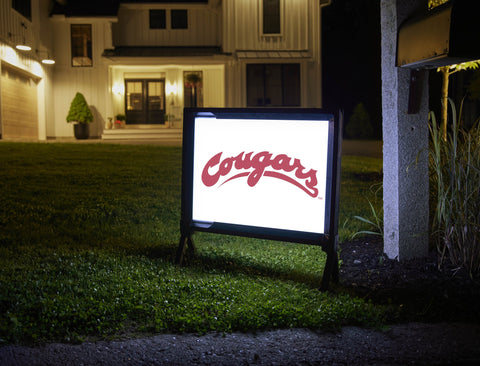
[[381, 0, 429, 260]]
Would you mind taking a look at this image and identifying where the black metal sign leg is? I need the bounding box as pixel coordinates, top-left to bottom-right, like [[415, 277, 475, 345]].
[[175, 234, 195, 265], [320, 247, 339, 291]]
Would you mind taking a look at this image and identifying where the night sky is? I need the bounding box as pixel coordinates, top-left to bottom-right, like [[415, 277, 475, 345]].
[[322, 0, 382, 139]]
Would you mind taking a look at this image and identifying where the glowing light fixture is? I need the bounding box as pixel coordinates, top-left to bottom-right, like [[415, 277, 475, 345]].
[[166, 82, 178, 95], [36, 49, 55, 65], [41, 56, 55, 65], [112, 83, 125, 95], [16, 42, 31, 51], [12, 23, 31, 51]]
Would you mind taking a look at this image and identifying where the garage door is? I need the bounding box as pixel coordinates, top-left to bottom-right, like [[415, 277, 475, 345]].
[[1, 65, 38, 140]]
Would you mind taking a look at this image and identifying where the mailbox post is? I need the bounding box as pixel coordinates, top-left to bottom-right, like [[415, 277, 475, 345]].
[[381, 0, 480, 261], [381, 0, 430, 261]]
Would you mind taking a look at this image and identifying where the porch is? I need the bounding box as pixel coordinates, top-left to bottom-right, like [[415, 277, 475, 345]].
[[102, 124, 182, 143]]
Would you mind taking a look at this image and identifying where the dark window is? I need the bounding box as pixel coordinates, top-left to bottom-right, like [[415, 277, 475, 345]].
[[149, 9, 166, 29], [71, 25, 92, 67], [247, 63, 300, 107], [263, 0, 280, 34], [171, 9, 188, 29], [12, 0, 31, 20]]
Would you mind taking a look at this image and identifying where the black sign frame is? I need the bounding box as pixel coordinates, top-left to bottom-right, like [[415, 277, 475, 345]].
[[177, 108, 342, 289]]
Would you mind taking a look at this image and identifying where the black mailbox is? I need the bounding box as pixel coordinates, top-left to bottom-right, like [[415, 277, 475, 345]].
[[397, 0, 480, 69]]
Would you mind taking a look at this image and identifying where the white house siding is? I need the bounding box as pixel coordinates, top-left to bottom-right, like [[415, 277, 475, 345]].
[[0, 0, 54, 140], [222, 0, 323, 108], [108, 63, 225, 128], [1, 0, 327, 140], [52, 67, 109, 138], [50, 19, 114, 138], [203, 67, 225, 107], [222, 0, 310, 52], [113, 4, 221, 47]]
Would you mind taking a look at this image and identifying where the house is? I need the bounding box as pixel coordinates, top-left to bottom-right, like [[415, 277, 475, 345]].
[[0, 0, 331, 141]]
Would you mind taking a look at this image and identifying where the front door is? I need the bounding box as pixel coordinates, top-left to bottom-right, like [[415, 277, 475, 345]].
[[125, 79, 165, 124]]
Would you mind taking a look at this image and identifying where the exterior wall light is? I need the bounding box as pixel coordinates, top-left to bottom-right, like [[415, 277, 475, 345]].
[[16, 42, 31, 51], [112, 83, 125, 95], [41, 57, 55, 65], [37, 50, 55, 64], [167, 82, 178, 95], [10, 23, 31, 51]]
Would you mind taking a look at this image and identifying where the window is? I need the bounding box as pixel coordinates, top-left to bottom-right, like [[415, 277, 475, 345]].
[[126, 81, 143, 111], [149, 9, 188, 30], [71, 25, 92, 67], [246, 64, 300, 107], [263, 0, 281, 34], [125, 79, 166, 125], [150, 9, 166, 29], [12, 0, 31, 20], [171, 9, 188, 29]]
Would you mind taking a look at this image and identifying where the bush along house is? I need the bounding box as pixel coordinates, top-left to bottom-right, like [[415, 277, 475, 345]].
[[0, 0, 330, 141]]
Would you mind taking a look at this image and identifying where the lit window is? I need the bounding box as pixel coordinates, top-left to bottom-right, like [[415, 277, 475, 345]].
[[71, 24, 92, 67], [150, 9, 166, 29]]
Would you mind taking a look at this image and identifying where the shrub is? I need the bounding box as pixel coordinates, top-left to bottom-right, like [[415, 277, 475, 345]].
[[345, 103, 373, 139], [429, 99, 480, 278], [66, 92, 93, 124]]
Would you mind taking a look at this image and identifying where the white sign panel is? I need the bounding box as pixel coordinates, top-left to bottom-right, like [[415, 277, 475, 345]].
[[192, 117, 330, 234]]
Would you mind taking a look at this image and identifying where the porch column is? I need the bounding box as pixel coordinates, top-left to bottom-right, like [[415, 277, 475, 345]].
[[381, 0, 429, 260]]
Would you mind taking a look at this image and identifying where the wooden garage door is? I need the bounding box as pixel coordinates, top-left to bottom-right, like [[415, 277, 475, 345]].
[[1, 65, 38, 140]]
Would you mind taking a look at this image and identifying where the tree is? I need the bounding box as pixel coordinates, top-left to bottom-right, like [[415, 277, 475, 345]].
[[66, 92, 93, 124], [437, 61, 480, 140], [345, 103, 373, 139], [428, 0, 449, 10]]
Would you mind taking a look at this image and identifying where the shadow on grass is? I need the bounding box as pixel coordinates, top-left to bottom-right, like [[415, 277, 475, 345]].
[[114, 239, 325, 289], [184, 249, 323, 289]]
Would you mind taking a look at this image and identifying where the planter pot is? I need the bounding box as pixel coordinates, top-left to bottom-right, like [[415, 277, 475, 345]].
[[74, 123, 89, 140]]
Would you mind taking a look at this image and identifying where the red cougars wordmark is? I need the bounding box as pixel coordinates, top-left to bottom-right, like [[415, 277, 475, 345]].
[[201, 151, 319, 198]]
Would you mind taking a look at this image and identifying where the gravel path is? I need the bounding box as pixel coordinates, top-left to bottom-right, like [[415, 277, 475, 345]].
[[2, 237, 479, 365], [2, 322, 480, 365]]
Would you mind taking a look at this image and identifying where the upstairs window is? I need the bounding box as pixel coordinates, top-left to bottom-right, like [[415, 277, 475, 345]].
[[71, 24, 92, 67], [171, 9, 188, 29], [262, 0, 281, 34], [149, 9, 166, 29], [12, 0, 31, 20]]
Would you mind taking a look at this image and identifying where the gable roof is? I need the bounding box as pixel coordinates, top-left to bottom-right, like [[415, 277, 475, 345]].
[[50, 0, 120, 17], [50, 0, 209, 17]]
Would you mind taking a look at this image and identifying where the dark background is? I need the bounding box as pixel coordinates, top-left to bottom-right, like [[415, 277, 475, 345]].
[[322, 0, 480, 140], [322, 0, 382, 139]]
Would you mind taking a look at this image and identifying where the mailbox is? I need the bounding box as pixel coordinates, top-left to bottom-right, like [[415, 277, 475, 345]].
[[397, 0, 480, 69]]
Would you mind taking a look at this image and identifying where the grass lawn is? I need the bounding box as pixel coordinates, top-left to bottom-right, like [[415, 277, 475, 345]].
[[0, 142, 384, 344]]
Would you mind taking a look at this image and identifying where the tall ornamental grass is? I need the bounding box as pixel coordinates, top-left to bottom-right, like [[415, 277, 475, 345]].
[[429, 99, 480, 278]]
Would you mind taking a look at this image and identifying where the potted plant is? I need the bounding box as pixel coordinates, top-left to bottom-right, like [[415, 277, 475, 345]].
[[66, 92, 93, 139], [115, 114, 126, 128]]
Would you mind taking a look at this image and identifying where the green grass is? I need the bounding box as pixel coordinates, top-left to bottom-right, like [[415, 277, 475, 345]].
[[0, 142, 384, 344]]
